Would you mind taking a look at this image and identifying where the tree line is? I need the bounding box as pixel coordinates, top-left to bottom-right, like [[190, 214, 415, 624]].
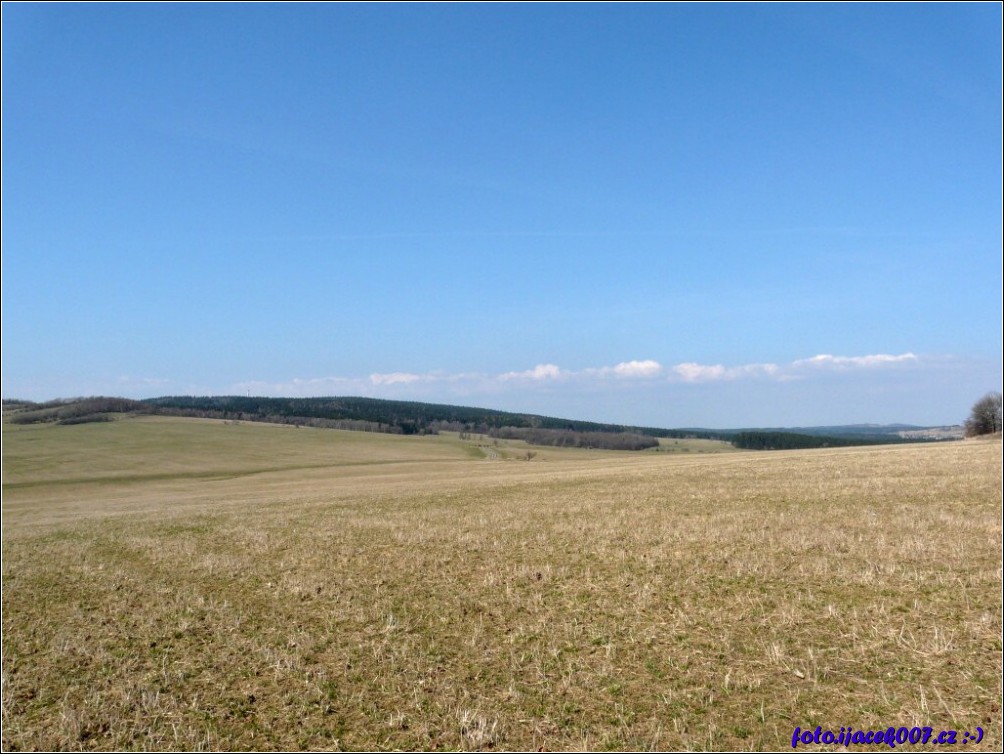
[[488, 426, 659, 451], [730, 430, 909, 451], [142, 395, 700, 439], [3, 395, 948, 453]]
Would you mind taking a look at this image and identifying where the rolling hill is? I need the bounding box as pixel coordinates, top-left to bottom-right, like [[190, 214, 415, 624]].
[[2, 395, 956, 450]]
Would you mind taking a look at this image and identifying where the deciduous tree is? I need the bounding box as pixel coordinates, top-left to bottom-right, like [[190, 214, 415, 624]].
[[964, 391, 1003, 437]]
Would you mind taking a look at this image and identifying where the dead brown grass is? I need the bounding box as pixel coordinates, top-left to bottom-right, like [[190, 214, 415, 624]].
[[2, 418, 1001, 750]]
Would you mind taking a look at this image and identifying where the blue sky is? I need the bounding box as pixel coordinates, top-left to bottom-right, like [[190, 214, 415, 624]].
[[2, 3, 1001, 427]]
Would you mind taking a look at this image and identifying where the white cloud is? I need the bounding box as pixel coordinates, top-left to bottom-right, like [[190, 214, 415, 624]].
[[369, 372, 428, 386], [793, 352, 918, 369], [672, 362, 728, 382], [670, 361, 784, 383], [610, 359, 663, 378], [234, 352, 927, 397], [498, 363, 565, 382], [234, 375, 361, 396], [732, 362, 782, 379], [502, 360, 663, 383], [668, 353, 920, 384]]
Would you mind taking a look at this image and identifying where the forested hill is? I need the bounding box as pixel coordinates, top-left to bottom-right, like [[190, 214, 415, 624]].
[[143, 396, 925, 448], [729, 430, 911, 450], [4, 396, 938, 451], [141, 395, 713, 439]]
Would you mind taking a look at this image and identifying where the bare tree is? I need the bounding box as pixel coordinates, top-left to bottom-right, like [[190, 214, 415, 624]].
[[964, 391, 1003, 437]]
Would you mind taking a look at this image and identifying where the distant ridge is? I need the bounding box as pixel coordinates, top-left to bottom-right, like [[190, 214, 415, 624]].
[[141, 395, 703, 439], [3, 395, 956, 449], [726, 423, 929, 437]]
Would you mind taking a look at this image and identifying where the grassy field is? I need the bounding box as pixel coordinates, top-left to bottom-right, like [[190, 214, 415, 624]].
[[2, 417, 1000, 750]]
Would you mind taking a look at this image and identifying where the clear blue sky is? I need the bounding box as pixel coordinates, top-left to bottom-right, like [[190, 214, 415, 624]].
[[3, 3, 1001, 427]]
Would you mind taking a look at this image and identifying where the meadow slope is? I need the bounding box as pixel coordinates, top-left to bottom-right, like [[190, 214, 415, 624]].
[[2, 417, 1000, 750]]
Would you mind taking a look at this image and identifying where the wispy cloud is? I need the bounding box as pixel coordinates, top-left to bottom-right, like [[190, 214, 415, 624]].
[[593, 360, 664, 378], [498, 363, 566, 382], [670, 361, 783, 383], [369, 371, 431, 386], [234, 352, 924, 397], [672, 363, 728, 383], [791, 352, 918, 369], [669, 353, 918, 383]]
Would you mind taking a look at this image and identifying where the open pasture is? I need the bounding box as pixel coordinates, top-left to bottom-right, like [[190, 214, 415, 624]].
[[2, 418, 1000, 750]]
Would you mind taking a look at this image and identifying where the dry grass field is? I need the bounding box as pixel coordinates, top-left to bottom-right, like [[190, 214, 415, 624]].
[[2, 416, 1001, 751]]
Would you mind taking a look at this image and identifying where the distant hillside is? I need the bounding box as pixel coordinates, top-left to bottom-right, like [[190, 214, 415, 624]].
[[142, 395, 623, 434], [745, 423, 941, 438], [4, 395, 950, 451], [138, 395, 699, 451], [143, 396, 943, 449], [3, 397, 147, 425], [729, 430, 912, 451], [730, 424, 964, 443], [891, 426, 965, 440]]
